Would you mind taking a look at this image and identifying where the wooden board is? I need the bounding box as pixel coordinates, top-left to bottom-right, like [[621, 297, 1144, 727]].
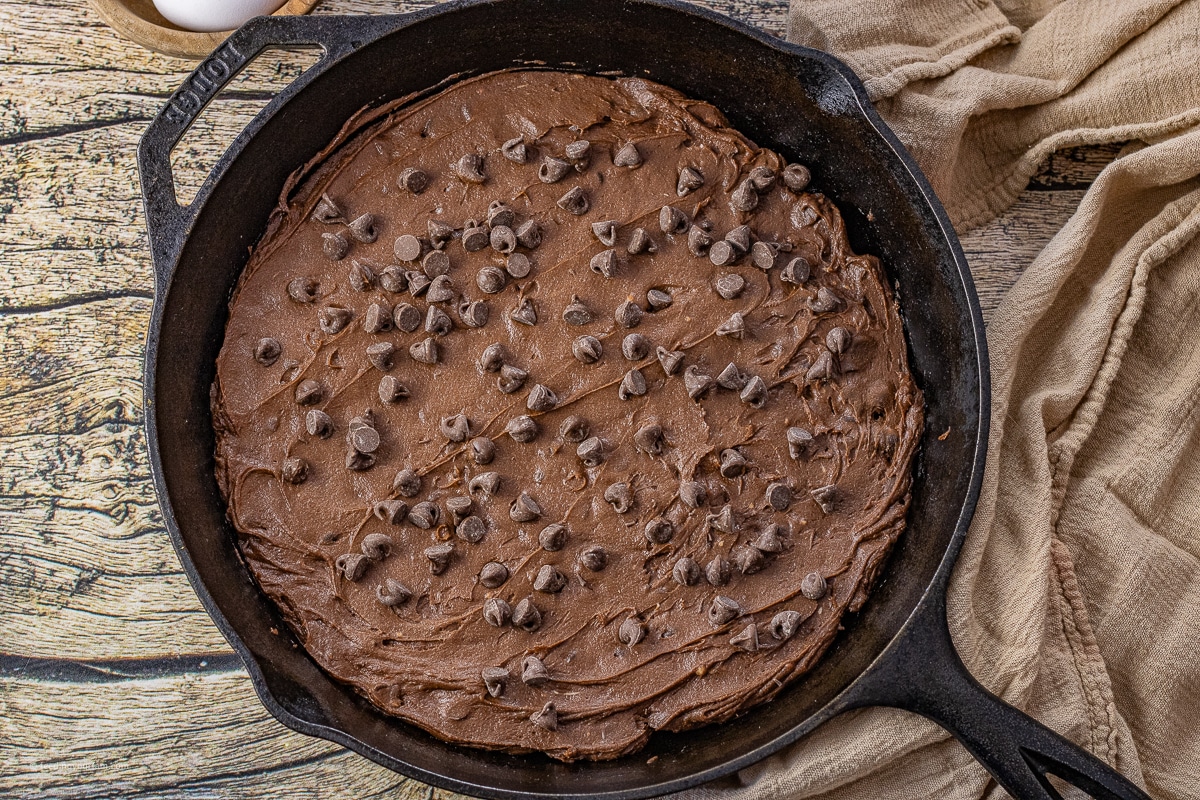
[[0, 0, 1116, 795]]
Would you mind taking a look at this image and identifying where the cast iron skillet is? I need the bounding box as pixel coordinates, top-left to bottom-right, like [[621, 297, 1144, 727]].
[[137, 2, 1149, 798]]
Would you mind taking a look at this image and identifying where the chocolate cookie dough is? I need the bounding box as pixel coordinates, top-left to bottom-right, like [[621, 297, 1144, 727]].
[[213, 70, 923, 761]]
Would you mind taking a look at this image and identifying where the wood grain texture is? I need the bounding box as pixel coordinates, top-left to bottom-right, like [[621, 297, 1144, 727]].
[[0, 0, 1113, 795]]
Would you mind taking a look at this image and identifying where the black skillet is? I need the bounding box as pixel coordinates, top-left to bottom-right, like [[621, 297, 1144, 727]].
[[137, 2, 1150, 798]]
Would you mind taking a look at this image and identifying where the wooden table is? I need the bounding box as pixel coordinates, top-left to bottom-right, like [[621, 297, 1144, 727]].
[[0, 1, 1119, 795]]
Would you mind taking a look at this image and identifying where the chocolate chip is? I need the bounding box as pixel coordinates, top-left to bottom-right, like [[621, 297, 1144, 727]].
[[715, 312, 746, 339], [454, 153, 486, 184], [361, 533, 393, 561], [627, 227, 655, 255], [409, 338, 439, 364], [781, 256, 810, 285], [512, 597, 542, 631], [408, 271, 432, 297], [336, 552, 369, 582], [786, 427, 813, 459], [490, 225, 517, 254], [506, 415, 539, 443], [287, 276, 318, 304], [716, 363, 747, 391], [457, 515, 486, 543], [427, 542, 453, 573], [705, 556, 731, 587], [590, 249, 618, 278], [481, 666, 510, 700], [509, 491, 542, 522], [646, 288, 672, 310], [687, 225, 713, 256], [468, 471, 501, 498], [470, 436, 496, 465], [614, 142, 642, 168], [305, 409, 334, 438], [427, 219, 454, 247], [440, 413, 470, 442], [538, 156, 571, 183], [425, 305, 453, 335], [559, 415, 589, 443], [364, 302, 393, 334], [522, 655, 550, 686], [572, 335, 603, 363], [349, 425, 381, 455], [806, 349, 836, 384], [322, 232, 348, 261], [254, 337, 281, 366], [576, 436, 604, 467], [619, 368, 647, 400], [476, 265, 507, 294], [740, 375, 768, 408], [534, 564, 566, 593], [294, 379, 323, 405], [754, 523, 786, 554], [709, 595, 741, 625], [366, 341, 395, 371], [672, 557, 701, 586], [486, 200, 516, 229], [591, 220, 618, 246], [810, 287, 840, 314], [527, 384, 558, 412], [506, 252, 532, 278], [707, 504, 736, 533], [801, 571, 827, 600], [656, 347, 684, 376], [762, 482, 792, 513], [348, 213, 378, 244], [748, 166, 776, 191], [501, 136, 527, 163], [733, 544, 766, 575], [811, 484, 837, 513], [680, 481, 707, 509], [483, 597, 511, 627], [539, 523, 568, 552], [684, 366, 714, 399], [379, 265, 407, 293], [619, 616, 646, 646], [615, 300, 642, 328], [377, 578, 412, 607], [565, 139, 591, 163], [676, 166, 704, 196], [726, 225, 752, 254], [312, 193, 342, 223], [510, 297, 537, 326], [373, 499, 408, 525], [378, 375, 410, 403], [281, 457, 309, 484], [458, 300, 490, 328], [634, 423, 664, 455], [782, 163, 811, 192], [515, 220, 542, 249], [392, 468, 421, 497], [480, 561, 509, 588], [659, 205, 688, 234], [462, 225, 490, 252], [826, 326, 852, 354], [770, 610, 803, 641], [714, 273, 746, 299], [318, 306, 352, 335], [622, 333, 650, 361], [644, 517, 674, 544], [730, 623, 760, 652], [563, 297, 592, 325], [478, 342, 505, 372], [422, 249, 450, 278], [730, 179, 759, 212], [719, 448, 747, 478], [708, 240, 736, 267], [579, 545, 607, 571], [498, 364, 528, 394], [750, 241, 777, 270], [603, 482, 633, 514], [398, 167, 429, 194], [410, 502, 441, 530]]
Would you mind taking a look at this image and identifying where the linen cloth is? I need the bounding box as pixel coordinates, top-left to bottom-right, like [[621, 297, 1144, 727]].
[[685, 1, 1200, 797]]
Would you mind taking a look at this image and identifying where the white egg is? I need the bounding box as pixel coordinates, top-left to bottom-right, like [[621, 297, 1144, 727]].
[[153, 0, 288, 33]]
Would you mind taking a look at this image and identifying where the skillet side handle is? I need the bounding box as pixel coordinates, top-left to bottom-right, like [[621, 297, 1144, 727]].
[[846, 594, 1151, 800], [136, 15, 351, 292]]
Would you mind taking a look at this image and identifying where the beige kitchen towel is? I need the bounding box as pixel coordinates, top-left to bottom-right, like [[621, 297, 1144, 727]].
[[683, 2, 1200, 799]]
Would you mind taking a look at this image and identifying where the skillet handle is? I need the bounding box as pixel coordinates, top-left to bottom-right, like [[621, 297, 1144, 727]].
[[846, 594, 1150, 800], [137, 15, 356, 292]]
